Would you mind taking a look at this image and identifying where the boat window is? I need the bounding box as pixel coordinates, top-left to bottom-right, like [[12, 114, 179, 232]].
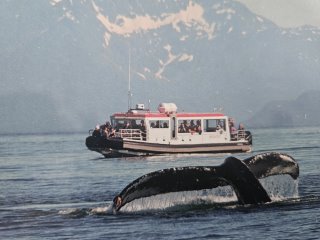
[[177, 119, 201, 133], [204, 119, 226, 132], [149, 120, 169, 128], [113, 119, 144, 130], [113, 119, 125, 130]]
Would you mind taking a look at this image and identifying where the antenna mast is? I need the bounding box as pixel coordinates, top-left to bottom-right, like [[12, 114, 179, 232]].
[[128, 48, 132, 110]]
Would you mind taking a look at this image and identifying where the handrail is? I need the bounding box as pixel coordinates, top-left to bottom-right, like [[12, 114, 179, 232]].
[[116, 129, 144, 140], [230, 130, 247, 141], [237, 130, 246, 139]]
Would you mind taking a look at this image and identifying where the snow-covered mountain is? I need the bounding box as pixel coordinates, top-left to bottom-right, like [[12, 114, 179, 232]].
[[1, 0, 320, 133]]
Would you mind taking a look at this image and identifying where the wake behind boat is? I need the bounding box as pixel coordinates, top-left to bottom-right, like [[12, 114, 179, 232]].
[[85, 103, 252, 158]]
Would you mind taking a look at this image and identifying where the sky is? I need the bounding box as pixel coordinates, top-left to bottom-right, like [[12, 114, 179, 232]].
[[235, 0, 320, 28]]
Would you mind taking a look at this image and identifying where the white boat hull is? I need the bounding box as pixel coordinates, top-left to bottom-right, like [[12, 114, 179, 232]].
[[123, 140, 251, 154]]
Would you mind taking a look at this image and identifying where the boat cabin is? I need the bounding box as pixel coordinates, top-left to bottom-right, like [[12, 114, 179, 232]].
[[86, 102, 252, 157], [109, 103, 246, 145]]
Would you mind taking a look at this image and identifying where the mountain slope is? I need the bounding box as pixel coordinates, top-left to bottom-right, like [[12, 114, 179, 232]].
[[246, 90, 320, 128]]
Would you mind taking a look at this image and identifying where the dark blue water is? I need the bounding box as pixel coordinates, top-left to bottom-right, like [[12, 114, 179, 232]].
[[1, 127, 319, 239]]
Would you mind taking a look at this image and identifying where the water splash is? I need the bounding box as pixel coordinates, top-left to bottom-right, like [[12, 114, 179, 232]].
[[121, 186, 237, 212], [259, 174, 299, 201], [58, 204, 114, 217], [90, 204, 113, 215], [58, 208, 89, 217]]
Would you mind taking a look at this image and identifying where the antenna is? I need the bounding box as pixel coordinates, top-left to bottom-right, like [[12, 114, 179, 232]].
[[128, 48, 132, 110]]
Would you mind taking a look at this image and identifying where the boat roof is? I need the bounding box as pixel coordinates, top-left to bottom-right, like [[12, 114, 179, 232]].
[[112, 111, 225, 119]]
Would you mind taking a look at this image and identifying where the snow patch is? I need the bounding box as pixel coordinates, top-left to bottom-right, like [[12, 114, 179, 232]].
[[50, 0, 62, 6], [136, 72, 147, 80], [179, 54, 193, 62], [216, 8, 236, 15], [92, 0, 215, 45], [256, 16, 264, 23], [180, 35, 189, 41]]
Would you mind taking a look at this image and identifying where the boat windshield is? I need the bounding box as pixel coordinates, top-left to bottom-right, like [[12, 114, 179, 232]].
[[111, 118, 145, 130]]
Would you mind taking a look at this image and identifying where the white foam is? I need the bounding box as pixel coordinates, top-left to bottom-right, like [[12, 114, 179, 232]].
[[58, 208, 81, 215], [90, 204, 113, 214]]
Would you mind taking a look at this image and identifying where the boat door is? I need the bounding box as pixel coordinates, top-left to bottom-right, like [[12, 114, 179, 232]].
[[170, 116, 177, 139]]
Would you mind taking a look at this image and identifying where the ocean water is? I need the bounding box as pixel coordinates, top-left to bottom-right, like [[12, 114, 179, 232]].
[[0, 127, 319, 239]]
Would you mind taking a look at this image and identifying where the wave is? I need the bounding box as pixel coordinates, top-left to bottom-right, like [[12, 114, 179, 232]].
[[58, 194, 320, 218], [0, 178, 36, 182], [255, 145, 320, 153]]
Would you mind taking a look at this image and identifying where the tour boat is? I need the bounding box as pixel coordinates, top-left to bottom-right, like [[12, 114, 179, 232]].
[[85, 103, 252, 158]]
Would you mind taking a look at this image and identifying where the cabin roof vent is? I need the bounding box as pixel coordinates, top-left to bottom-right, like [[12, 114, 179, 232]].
[[136, 104, 145, 110], [158, 103, 177, 113]]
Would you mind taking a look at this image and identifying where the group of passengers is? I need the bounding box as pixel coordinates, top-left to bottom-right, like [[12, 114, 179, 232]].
[[178, 120, 201, 134], [228, 118, 245, 140], [92, 121, 115, 138], [150, 120, 169, 128], [122, 120, 146, 132], [92, 120, 146, 138]]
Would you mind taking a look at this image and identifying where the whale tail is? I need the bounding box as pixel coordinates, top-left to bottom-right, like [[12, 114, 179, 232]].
[[113, 152, 299, 211]]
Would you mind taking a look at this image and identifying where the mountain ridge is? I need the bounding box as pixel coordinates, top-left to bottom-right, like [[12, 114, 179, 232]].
[[246, 90, 320, 128]]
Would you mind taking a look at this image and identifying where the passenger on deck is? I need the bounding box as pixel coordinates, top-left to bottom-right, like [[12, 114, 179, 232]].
[[183, 120, 191, 132], [139, 120, 146, 140], [139, 120, 146, 131], [195, 120, 201, 133], [108, 128, 116, 137], [179, 122, 186, 133], [92, 125, 101, 137], [99, 122, 106, 136], [103, 128, 108, 137], [131, 120, 138, 129], [230, 126, 237, 139], [102, 121, 112, 136], [105, 121, 112, 131], [190, 120, 196, 131], [238, 123, 245, 130], [124, 121, 131, 129]]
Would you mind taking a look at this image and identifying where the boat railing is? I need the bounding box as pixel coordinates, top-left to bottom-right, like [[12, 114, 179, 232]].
[[237, 130, 246, 139], [116, 129, 144, 141], [231, 130, 246, 141]]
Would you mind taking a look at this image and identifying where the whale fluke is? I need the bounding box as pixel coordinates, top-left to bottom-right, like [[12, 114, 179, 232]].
[[243, 152, 299, 180], [113, 152, 299, 211]]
